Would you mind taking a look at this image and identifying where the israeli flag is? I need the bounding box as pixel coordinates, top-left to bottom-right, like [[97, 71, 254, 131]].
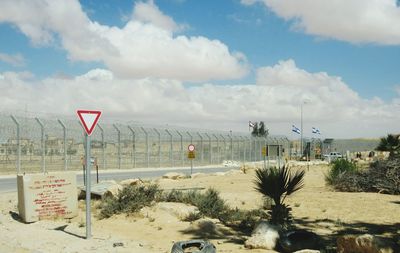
[[312, 127, 321, 134], [292, 125, 301, 134]]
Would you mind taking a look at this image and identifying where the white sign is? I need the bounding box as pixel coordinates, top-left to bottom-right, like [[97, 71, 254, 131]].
[[77, 110, 102, 136], [188, 144, 195, 152]]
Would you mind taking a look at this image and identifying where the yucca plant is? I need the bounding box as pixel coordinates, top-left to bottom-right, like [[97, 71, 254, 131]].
[[254, 166, 305, 226]]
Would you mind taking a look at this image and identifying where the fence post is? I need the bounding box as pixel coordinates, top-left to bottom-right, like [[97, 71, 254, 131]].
[[229, 131, 233, 161], [186, 131, 193, 143], [113, 124, 121, 169], [154, 128, 161, 168], [204, 133, 211, 165], [197, 132, 204, 165], [220, 134, 226, 162], [10, 115, 21, 174], [57, 119, 67, 171], [240, 136, 245, 163], [97, 124, 106, 170], [253, 137, 256, 162], [128, 126, 136, 168], [213, 134, 219, 164], [140, 127, 149, 168], [165, 129, 173, 167], [35, 118, 45, 173], [176, 130, 183, 167]]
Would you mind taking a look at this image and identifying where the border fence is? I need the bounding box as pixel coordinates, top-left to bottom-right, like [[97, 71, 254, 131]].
[[0, 114, 290, 174]]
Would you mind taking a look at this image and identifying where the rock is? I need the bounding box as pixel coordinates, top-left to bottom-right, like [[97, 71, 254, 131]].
[[224, 169, 243, 176], [103, 184, 123, 199], [191, 173, 206, 179], [162, 172, 187, 180], [155, 202, 199, 220], [337, 234, 394, 253], [213, 172, 226, 176], [119, 178, 143, 187], [244, 221, 280, 250], [293, 250, 320, 253], [280, 229, 319, 252]]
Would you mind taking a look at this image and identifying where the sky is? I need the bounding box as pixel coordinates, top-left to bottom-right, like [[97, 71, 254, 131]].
[[0, 0, 400, 138]]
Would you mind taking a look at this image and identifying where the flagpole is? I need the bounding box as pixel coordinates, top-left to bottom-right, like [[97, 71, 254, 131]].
[[300, 103, 303, 159]]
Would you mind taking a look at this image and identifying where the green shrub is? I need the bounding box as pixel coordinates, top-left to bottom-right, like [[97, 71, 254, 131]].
[[99, 184, 160, 219], [182, 212, 202, 222], [326, 159, 357, 185]]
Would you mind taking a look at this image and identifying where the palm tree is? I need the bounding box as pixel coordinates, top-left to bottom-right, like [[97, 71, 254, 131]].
[[254, 166, 305, 226], [376, 134, 400, 158]]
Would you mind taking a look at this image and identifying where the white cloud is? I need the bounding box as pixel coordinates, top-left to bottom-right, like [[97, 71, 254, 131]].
[[0, 0, 247, 81], [0, 52, 25, 67], [1, 60, 399, 138], [132, 0, 186, 32], [244, 0, 400, 45]]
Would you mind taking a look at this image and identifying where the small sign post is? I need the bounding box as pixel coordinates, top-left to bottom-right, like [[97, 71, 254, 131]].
[[77, 110, 101, 240], [188, 144, 195, 175]]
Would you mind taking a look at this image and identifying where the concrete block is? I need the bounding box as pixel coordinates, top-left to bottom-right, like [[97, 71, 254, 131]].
[[17, 172, 78, 223]]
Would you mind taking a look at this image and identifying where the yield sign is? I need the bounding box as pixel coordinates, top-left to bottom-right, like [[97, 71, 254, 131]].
[[77, 110, 102, 136]]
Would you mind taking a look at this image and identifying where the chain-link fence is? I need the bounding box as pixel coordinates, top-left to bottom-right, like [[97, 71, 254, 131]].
[[0, 114, 290, 174]]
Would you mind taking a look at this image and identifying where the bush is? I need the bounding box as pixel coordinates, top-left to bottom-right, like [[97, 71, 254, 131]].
[[325, 159, 357, 185], [327, 157, 400, 195], [220, 208, 269, 231], [99, 184, 160, 219], [159, 188, 229, 219]]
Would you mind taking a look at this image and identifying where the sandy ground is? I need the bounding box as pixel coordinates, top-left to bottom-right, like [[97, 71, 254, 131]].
[[0, 162, 399, 252]]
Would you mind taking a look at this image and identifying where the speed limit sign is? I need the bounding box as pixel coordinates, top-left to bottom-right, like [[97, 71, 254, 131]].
[[188, 144, 195, 152]]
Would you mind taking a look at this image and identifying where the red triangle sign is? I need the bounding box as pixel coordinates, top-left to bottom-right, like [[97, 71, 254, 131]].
[[77, 110, 102, 136]]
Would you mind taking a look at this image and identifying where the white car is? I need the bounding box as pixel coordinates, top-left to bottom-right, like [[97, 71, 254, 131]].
[[323, 152, 343, 162]]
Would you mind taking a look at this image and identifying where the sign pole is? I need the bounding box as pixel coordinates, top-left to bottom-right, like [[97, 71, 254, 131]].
[[85, 133, 91, 239], [190, 158, 193, 175]]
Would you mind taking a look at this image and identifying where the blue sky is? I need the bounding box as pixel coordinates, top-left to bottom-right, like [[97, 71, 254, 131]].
[[0, 0, 400, 137]]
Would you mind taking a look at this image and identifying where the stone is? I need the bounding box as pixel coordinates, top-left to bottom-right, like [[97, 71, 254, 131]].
[[224, 169, 243, 176], [119, 178, 143, 187], [103, 184, 123, 199], [337, 234, 394, 253], [155, 202, 199, 220], [293, 250, 320, 253], [162, 172, 187, 180], [190, 173, 206, 179], [17, 172, 78, 222], [244, 221, 280, 250]]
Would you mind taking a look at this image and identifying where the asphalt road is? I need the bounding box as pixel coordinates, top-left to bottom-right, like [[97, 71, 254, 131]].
[[0, 166, 237, 193]]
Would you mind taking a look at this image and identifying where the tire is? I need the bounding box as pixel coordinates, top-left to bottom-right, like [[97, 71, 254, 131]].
[[279, 229, 319, 252], [171, 240, 216, 253]]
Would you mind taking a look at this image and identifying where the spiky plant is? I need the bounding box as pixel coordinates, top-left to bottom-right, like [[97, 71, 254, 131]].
[[254, 166, 305, 226]]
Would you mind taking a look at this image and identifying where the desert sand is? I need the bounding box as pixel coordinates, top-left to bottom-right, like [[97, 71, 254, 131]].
[[0, 162, 399, 252]]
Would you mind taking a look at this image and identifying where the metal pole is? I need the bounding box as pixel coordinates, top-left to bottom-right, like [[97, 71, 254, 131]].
[[301, 102, 304, 159], [253, 138, 256, 162], [141, 127, 149, 168], [263, 137, 267, 169], [176, 130, 183, 167], [204, 133, 211, 165], [229, 131, 233, 162], [10, 115, 20, 174], [241, 136, 246, 163], [97, 124, 106, 170], [57, 119, 67, 171], [154, 128, 161, 168], [113, 124, 121, 169], [128, 126, 136, 168], [165, 129, 173, 167], [35, 118, 45, 173], [220, 134, 226, 162], [85, 133, 92, 239], [213, 134, 219, 163], [197, 132, 203, 165], [186, 131, 193, 144]]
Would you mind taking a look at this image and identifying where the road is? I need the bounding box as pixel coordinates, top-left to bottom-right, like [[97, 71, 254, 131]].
[[0, 166, 238, 193]]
